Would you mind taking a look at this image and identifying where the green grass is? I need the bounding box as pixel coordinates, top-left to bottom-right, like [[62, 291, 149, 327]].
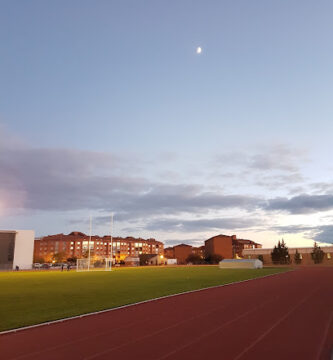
[[0, 266, 289, 332]]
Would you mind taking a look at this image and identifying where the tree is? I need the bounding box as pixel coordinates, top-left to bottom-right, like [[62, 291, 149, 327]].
[[33, 256, 45, 264], [271, 239, 290, 265], [311, 242, 324, 264], [205, 253, 223, 264], [52, 252, 66, 263], [294, 249, 302, 265], [67, 256, 77, 264], [186, 253, 203, 264]]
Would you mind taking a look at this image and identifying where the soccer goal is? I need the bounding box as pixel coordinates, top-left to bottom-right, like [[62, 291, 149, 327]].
[[76, 258, 113, 272]]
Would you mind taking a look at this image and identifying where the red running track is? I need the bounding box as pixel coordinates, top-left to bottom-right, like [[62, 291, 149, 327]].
[[1, 267, 332, 360]]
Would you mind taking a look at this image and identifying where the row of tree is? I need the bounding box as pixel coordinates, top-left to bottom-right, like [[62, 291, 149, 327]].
[[185, 253, 223, 265], [270, 240, 325, 265]]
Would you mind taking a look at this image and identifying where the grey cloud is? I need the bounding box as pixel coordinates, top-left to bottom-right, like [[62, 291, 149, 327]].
[[163, 238, 205, 247], [268, 225, 333, 245], [143, 217, 260, 232], [216, 144, 305, 173], [0, 142, 261, 220], [265, 194, 333, 214], [270, 225, 314, 234], [313, 225, 333, 244], [268, 224, 333, 244]]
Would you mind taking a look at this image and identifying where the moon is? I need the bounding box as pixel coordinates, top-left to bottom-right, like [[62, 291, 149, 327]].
[[196, 46, 202, 54]]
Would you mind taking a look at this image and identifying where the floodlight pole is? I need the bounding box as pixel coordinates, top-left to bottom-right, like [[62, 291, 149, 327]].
[[88, 215, 92, 271], [110, 213, 113, 269]]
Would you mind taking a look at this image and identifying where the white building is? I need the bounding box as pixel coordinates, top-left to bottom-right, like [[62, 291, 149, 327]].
[[219, 259, 263, 269], [0, 230, 35, 270]]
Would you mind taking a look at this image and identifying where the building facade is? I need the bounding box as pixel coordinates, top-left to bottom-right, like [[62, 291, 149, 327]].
[[164, 244, 205, 264], [0, 230, 35, 270], [243, 246, 333, 266], [205, 234, 262, 259], [34, 232, 164, 263]]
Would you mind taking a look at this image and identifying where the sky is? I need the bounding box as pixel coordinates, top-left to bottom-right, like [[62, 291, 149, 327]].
[[1, 0, 333, 248]]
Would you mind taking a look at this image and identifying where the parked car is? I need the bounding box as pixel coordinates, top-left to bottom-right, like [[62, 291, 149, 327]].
[[33, 263, 42, 269], [41, 263, 50, 269]]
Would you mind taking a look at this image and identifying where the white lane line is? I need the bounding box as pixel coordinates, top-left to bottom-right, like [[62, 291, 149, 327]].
[[11, 301, 226, 360], [233, 286, 321, 360], [86, 299, 275, 360], [155, 298, 276, 360], [316, 311, 333, 360]]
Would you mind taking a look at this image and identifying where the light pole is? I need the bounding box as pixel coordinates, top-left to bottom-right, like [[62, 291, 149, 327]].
[[110, 213, 113, 269], [88, 215, 92, 271]]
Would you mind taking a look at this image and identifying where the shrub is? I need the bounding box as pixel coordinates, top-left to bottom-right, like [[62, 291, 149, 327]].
[[205, 253, 223, 264], [186, 253, 203, 264], [311, 242, 324, 264], [294, 249, 302, 265], [271, 239, 290, 265]]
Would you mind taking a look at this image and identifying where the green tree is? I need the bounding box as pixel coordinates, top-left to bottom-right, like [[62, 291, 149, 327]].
[[33, 257, 45, 264], [311, 242, 324, 264], [52, 252, 66, 263], [186, 253, 203, 264], [205, 253, 223, 264], [294, 249, 302, 265], [271, 239, 290, 265]]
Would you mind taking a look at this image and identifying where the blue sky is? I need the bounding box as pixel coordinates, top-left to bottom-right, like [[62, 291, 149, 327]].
[[1, 1, 333, 247]]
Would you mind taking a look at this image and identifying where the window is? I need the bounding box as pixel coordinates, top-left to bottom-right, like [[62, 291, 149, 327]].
[[327, 253, 331, 259]]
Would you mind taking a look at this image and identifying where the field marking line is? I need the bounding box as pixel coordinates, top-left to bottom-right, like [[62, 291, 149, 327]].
[[316, 310, 333, 360], [0, 269, 292, 336], [233, 286, 321, 360]]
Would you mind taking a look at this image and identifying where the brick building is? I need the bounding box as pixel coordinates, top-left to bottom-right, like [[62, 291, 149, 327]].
[[243, 246, 333, 266], [34, 232, 164, 263], [205, 234, 261, 259], [164, 244, 205, 264]]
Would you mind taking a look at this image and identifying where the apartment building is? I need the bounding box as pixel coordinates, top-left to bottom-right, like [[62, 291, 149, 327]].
[[34, 231, 164, 263], [164, 244, 205, 264], [205, 234, 262, 259]]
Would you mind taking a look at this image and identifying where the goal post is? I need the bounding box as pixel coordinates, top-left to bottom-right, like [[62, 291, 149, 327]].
[[76, 258, 112, 272], [76, 258, 89, 272], [105, 258, 112, 271]]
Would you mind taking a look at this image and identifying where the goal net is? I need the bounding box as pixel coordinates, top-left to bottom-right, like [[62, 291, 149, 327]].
[[76, 258, 112, 272]]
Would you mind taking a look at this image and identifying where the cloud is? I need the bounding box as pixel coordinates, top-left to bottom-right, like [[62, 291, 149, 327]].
[[270, 225, 314, 234], [163, 238, 205, 247], [0, 139, 261, 220], [142, 217, 261, 232], [268, 224, 333, 245], [313, 225, 333, 244], [265, 194, 333, 214], [215, 144, 306, 173]]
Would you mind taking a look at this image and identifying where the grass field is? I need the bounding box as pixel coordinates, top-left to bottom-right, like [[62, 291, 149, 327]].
[[0, 266, 289, 332]]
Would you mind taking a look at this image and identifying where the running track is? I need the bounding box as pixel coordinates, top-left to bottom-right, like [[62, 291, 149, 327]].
[[1, 267, 332, 360]]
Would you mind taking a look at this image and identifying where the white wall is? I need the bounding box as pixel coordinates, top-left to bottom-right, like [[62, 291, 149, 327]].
[[12, 230, 35, 270]]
